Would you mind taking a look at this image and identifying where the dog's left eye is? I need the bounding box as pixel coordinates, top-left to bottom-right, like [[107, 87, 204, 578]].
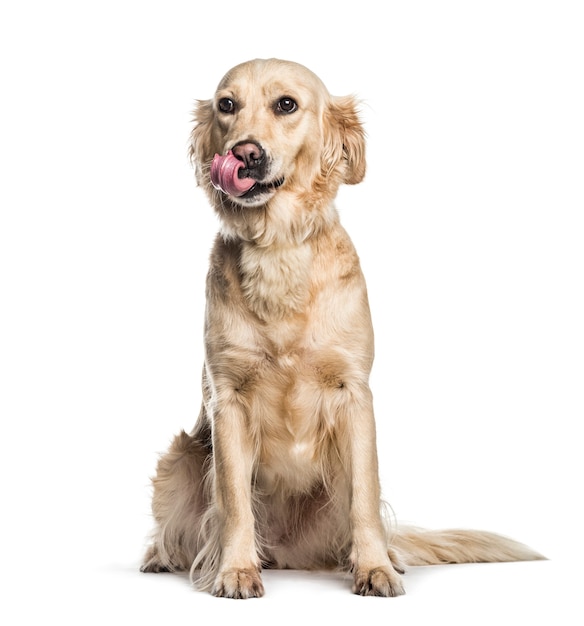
[[275, 97, 298, 115]]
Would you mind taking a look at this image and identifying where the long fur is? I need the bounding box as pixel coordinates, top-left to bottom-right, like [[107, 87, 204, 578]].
[[141, 58, 543, 598]]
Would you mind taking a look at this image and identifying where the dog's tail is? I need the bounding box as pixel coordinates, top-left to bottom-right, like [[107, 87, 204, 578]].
[[389, 527, 545, 568]]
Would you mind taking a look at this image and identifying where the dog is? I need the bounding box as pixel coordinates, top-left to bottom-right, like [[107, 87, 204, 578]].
[[141, 58, 543, 598]]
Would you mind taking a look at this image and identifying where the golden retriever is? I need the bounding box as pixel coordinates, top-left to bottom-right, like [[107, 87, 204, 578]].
[[141, 58, 543, 598]]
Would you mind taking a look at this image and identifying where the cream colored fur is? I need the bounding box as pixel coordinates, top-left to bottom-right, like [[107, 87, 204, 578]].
[[141, 58, 543, 598]]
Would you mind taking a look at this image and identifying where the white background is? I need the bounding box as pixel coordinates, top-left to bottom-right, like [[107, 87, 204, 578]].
[[1, 1, 582, 623]]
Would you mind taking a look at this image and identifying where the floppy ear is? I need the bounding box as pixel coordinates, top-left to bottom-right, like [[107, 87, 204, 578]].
[[322, 95, 366, 185], [188, 99, 215, 185]]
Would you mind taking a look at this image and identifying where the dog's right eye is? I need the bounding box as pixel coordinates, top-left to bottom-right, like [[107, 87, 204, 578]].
[[218, 98, 235, 114]]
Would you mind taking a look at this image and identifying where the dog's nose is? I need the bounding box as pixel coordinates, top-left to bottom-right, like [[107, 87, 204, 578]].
[[231, 141, 264, 170]]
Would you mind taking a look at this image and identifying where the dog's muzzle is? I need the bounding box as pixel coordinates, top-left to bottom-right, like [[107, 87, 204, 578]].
[[210, 141, 284, 199]]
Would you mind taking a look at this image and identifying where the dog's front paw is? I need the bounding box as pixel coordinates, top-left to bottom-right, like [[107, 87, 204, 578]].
[[352, 566, 405, 597], [212, 567, 264, 599]]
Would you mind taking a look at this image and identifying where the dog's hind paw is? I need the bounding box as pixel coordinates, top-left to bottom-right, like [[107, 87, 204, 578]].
[[212, 567, 265, 599], [352, 566, 405, 597], [140, 544, 184, 573], [140, 561, 172, 573]]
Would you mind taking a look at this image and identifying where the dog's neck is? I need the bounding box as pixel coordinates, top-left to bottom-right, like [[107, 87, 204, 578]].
[[219, 190, 339, 247], [239, 238, 313, 322], [225, 194, 342, 322]]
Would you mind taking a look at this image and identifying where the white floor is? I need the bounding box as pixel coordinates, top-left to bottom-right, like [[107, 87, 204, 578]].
[[8, 558, 572, 625]]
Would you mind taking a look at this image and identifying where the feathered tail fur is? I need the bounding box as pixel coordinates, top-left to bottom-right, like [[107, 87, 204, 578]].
[[389, 527, 545, 569]]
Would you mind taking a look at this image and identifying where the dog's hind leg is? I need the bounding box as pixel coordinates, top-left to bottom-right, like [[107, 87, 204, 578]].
[[141, 427, 210, 574]]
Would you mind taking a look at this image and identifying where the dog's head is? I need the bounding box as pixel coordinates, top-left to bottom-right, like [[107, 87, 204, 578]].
[[190, 59, 365, 230]]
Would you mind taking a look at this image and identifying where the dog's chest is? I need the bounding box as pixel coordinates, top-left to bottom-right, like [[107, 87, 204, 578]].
[[239, 241, 312, 320], [221, 232, 367, 492], [250, 348, 347, 492]]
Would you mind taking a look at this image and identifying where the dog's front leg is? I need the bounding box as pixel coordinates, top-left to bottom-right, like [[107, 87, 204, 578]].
[[347, 385, 405, 597], [209, 390, 263, 599]]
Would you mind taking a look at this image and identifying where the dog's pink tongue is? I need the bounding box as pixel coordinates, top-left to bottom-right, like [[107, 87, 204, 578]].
[[210, 151, 255, 197]]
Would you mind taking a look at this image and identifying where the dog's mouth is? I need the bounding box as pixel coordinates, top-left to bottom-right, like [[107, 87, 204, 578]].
[[210, 151, 283, 201], [238, 175, 285, 199]]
